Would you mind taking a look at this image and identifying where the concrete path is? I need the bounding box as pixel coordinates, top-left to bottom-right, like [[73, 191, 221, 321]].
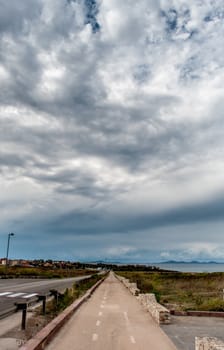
[[46, 273, 177, 350]]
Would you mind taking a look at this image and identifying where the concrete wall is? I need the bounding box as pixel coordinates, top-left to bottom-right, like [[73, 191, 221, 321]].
[[195, 337, 224, 349], [116, 275, 170, 324]]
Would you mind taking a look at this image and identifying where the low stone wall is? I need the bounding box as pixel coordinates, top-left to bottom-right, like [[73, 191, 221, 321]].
[[117, 276, 140, 296], [137, 293, 171, 324], [195, 337, 224, 349], [116, 275, 170, 324]]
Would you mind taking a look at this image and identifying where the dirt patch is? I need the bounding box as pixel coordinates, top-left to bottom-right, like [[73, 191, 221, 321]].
[[1, 312, 54, 346]]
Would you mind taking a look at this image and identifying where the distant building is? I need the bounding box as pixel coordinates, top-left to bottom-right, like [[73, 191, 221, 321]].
[[10, 260, 20, 266], [0, 258, 7, 265]]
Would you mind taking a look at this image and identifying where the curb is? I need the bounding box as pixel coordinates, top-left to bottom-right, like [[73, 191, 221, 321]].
[[0, 306, 17, 320], [20, 276, 106, 350], [171, 310, 224, 318]]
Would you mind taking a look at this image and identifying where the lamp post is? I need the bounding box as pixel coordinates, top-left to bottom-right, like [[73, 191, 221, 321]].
[[6, 232, 15, 267]]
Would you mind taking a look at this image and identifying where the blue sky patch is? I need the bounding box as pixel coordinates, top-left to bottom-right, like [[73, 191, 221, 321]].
[[133, 64, 151, 84], [84, 0, 100, 33], [160, 8, 178, 32]]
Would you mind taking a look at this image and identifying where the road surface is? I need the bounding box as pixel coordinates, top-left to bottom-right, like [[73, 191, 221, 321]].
[[0, 275, 91, 318], [46, 272, 177, 350], [162, 315, 224, 350]]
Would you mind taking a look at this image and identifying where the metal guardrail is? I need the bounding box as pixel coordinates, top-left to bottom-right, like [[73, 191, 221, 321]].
[[1, 273, 107, 328], [0, 305, 17, 320], [15, 292, 52, 330]]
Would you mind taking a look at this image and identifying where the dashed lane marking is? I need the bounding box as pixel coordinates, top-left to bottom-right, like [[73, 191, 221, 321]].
[[96, 320, 101, 326], [130, 336, 136, 344], [123, 311, 129, 324], [98, 311, 103, 316], [123, 312, 136, 345], [8, 293, 26, 298], [0, 292, 12, 296], [92, 333, 98, 341], [0, 292, 38, 298], [22, 293, 38, 298]]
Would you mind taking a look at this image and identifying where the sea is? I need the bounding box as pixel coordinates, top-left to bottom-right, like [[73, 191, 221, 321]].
[[153, 263, 224, 273]]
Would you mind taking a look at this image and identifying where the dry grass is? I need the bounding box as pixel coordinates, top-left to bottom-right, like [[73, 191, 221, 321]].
[[0, 266, 97, 278], [117, 271, 224, 311]]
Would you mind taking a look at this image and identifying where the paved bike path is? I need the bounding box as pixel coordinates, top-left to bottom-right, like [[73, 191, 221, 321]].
[[46, 272, 177, 350]]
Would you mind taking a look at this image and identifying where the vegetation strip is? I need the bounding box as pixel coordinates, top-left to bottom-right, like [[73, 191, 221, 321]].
[[0, 265, 97, 279], [116, 271, 224, 312]]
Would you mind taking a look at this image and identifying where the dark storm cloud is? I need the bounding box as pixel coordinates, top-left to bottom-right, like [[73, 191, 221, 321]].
[[40, 194, 224, 236], [0, 1, 41, 35]]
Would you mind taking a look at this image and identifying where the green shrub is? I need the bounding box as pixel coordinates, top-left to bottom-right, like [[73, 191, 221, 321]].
[[198, 298, 224, 312], [52, 274, 104, 314]]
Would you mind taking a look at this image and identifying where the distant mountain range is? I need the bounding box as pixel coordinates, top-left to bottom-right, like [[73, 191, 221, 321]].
[[86, 259, 224, 265], [158, 260, 222, 264]]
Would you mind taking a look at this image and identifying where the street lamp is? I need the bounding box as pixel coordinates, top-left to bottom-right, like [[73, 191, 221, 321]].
[[6, 232, 15, 267]]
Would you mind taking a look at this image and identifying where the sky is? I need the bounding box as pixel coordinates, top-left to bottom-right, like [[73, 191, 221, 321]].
[[0, 0, 224, 263]]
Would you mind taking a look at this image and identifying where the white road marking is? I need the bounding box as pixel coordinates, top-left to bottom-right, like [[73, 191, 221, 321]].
[[98, 311, 103, 316], [0, 292, 38, 298], [130, 336, 136, 344], [103, 296, 107, 300], [96, 320, 101, 326], [22, 293, 38, 298], [123, 312, 136, 344], [0, 292, 12, 296], [100, 304, 104, 308], [92, 333, 98, 341], [123, 311, 129, 324], [8, 293, 26, 298]]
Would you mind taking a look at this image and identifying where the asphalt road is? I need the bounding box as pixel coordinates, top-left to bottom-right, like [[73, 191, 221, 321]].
[[0, 275, 91, 318], [162, 315, 224, 350], [46, 272, 177, 350]]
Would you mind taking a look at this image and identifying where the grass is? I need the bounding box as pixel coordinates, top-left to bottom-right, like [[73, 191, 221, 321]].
[[47, 274, 104, 314], [116, 271, 224, 311], [0, 266, 97, 279]]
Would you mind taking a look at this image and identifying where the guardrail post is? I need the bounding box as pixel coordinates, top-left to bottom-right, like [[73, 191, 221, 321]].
[[42, 296, 46, 315], [22, 305, 27, 330], [50, 289, 60, 308], [15, 302, 28, 330], [38, 295, 47, 315]]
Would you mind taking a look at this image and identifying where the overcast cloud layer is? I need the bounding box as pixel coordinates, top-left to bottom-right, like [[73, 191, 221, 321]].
[[1, 0, 224, 262]]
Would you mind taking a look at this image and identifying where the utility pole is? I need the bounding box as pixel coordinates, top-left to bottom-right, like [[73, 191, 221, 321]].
[[6, 232, 15, 267]]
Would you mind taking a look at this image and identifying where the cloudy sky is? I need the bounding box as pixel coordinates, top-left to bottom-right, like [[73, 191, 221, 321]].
[[0, 0, 224, 263]]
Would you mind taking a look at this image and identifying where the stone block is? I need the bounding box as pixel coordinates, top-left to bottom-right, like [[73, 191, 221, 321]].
[[195, 337, 224, 350]]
